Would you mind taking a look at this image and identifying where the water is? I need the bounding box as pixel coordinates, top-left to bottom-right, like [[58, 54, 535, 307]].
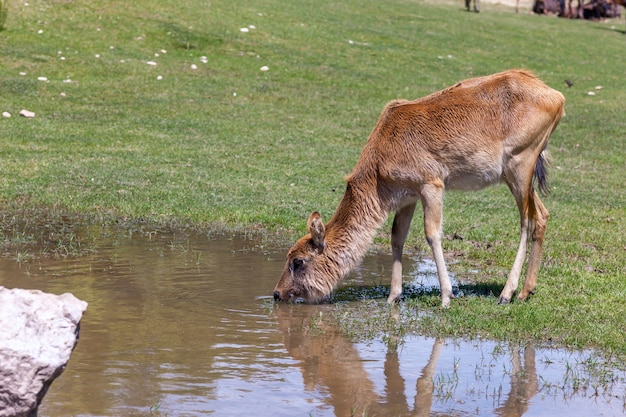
[[0, 229, 624, 416]]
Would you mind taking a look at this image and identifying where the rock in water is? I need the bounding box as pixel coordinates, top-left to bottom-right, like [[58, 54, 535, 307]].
[[0, 287, 88, 417]]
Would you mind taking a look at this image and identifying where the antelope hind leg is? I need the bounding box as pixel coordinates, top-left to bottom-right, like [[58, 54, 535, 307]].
[[518, 191, 549, 300]]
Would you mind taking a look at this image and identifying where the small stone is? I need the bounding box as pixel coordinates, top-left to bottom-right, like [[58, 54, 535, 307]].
[[2, 112, 10, 118], [260, 65, 269, 71], [19, 109, 36, 118]]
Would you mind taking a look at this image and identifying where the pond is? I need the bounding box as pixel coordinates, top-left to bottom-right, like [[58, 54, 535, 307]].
[[0, 228, 624, 416]]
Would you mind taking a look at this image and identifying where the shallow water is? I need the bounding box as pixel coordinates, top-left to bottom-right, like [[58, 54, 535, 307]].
[[0, 229, 624, 417]]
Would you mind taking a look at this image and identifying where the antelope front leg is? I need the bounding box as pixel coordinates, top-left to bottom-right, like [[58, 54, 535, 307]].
[[421, 183, 454, 307], [388, 202, 417, 303]]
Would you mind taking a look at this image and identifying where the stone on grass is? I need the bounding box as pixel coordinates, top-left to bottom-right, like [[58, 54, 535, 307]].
[[0, 287, 88, 417], [18, 110, 35, 118]]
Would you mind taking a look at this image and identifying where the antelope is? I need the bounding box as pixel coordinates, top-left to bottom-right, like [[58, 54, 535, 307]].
[[273, 69, 565, 307], [465, 0, 480, 12]]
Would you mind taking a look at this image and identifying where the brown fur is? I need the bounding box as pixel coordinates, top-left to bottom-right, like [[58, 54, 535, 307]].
[[273, 69, 565, 306]]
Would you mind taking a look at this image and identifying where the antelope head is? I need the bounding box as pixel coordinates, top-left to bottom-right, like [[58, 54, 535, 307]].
[[273, 212, 336, 303]]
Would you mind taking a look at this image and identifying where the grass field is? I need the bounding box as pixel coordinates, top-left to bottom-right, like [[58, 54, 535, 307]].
[[1, 0, 625, 353]]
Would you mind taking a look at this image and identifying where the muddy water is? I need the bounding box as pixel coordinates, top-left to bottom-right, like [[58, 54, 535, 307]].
[[0, 229, 624, 417]]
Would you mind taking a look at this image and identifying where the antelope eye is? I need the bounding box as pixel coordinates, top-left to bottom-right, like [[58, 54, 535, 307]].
[[291, 258, 305, 272]]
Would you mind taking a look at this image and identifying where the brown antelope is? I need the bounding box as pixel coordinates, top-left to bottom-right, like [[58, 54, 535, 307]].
[[465, 0, 480, 12], [273, 69, 565, 307]]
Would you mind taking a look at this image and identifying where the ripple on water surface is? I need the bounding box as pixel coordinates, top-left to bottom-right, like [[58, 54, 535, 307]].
[[0, 229, 624, 417]]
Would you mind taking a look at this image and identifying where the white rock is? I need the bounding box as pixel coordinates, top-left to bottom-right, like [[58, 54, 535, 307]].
[[260, 65, 269, 71], [146, 61, 157, 66], [2, 112, 10, 118], [0, 287, 87, 417], [37, 76, 48, 81], [19, 109, 36, 118], [240, 27, 249, 32]]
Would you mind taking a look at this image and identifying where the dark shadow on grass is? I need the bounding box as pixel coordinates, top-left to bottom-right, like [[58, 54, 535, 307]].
[[159, 21, 225, 50], [591, 23, 626, 35], [331, 281, 505, 303]]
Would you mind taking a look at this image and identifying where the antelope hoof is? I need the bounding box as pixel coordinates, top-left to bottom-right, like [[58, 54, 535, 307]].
[[498, 296, 511, 305], [517, 289, 536, 301], [387, 292, 403, 304]]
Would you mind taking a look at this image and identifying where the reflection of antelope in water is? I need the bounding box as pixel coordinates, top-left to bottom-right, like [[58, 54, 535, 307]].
[[273, 70, 565, 307], [275, 305, 538, 416], [496, 345, 538, 417]]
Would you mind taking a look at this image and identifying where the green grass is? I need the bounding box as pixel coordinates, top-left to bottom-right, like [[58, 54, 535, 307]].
[[1, 0, 625, 353]]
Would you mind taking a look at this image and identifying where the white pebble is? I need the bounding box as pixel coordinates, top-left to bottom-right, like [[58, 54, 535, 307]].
[[37, 29, 43, 34], [2, 112, 11, 118], [63, 79, 72, 83], [595, 86, 603, 90], [37, 76, 48, 81], [260, 65, 269, 71], [157, 75, 163, 80], [19, 72, 26, 76], [190, 64, 198, 70], [240, 27, 249, 33], [95, 54, 100, 58], [19, 109, 36, 118], [249, 25, 256, 30], [146, 61, 157, 66], [587, 91, 596, 96], [200, 56, 208, 63]]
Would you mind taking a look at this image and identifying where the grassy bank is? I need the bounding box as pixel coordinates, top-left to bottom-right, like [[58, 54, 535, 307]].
[[1, 0, 624, 353]]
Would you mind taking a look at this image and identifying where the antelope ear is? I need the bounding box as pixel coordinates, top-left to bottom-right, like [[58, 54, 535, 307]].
[[307, 211, 326, 252]]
